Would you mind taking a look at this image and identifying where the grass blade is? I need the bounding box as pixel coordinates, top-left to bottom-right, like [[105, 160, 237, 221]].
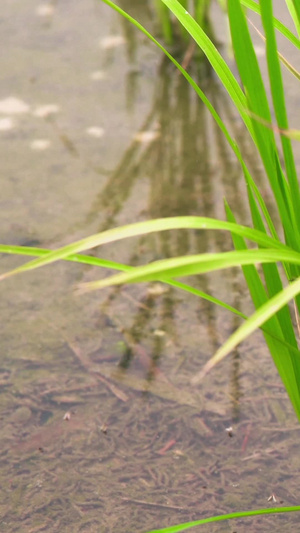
[[162, 0, 253, 134], [227, 0, 275, 166], [0, 244, 246, 319], [286, 0, 300, 37], [223, 202, 300, 417], [143, 506, 300, 532], [0, 217, 291, 281], [241, 0, 300, 48], [199, 277, 300, 378], [78, 248, 300, 292], [260, 0, 300, 231], [2, 243, 300, 355], [245, 187, 297, 345]]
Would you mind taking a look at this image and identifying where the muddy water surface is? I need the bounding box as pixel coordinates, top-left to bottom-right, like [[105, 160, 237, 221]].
[[1, 1, 300, 532]]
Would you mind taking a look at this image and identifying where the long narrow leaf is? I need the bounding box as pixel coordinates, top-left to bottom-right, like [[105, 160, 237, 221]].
[[228, 0, 276, 169], [143, 506, 300, 532], [78, 248, 300, 291], [248, 18, 300, 81], [247, 189, 297, 346], [197, 276, 300, 380], [0, 244, 245, 319], [3, 243, 300, 355], [241, 0, 300, 48], [225, 203, 300, 417], [286, 0, 300, 37], [0, 218, 291, 281], [162, 0, 253, 134], [260, 0, 300, 231]]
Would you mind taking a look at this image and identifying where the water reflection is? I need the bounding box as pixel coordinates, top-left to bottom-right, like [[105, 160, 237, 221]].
[[75, 51, 261, 422], [118, 0, 217, 49], [85, 56, 251, 231]]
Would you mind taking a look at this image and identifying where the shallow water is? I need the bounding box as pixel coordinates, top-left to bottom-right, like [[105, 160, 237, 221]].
[[1, 1, 300, 532]]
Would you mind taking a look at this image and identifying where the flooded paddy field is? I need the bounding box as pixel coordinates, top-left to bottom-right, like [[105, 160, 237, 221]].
[[1, 1, 300, 532]]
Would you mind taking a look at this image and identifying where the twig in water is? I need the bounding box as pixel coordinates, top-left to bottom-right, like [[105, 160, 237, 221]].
[[121, 497, 185, 511]]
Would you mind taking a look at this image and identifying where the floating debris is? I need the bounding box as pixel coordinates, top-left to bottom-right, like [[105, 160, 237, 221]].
[[86, 126, 105, 138], [36, 4, 55, 17], [134, 130, 160, 144], [0, 97, 30, 114], [225, 426, 233, 438], [99, 35, 125, 49], [33, 104, 60, 118], [0, 117, 14, 131], [30, 139, 51, 151], [267, 493, 277, 503]]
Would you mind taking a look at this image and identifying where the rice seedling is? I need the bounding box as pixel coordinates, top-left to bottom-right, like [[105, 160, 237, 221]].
[[86, 0, 300, 418], [1, 0, 300, 527]]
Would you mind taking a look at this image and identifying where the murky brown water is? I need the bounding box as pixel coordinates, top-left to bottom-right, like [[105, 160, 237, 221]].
[[1, 1, 300, 532]]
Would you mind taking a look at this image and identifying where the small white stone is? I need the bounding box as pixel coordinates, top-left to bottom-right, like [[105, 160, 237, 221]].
[[33, 104, 60, 118], [99, 35, 125, 49], [86, 127, 105, 138], [0, 117, 14, 131], [30, 139, 51, 151], [0, 97, 30, 114], [36, 4, 55, 17]]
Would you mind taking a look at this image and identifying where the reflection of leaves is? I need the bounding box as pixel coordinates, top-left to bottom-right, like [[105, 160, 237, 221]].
[[84, 56, 254, 262], [95, 362, 228, 415]]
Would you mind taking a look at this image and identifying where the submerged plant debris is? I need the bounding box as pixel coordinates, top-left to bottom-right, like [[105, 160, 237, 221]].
[[1, 283, 300, 532]]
